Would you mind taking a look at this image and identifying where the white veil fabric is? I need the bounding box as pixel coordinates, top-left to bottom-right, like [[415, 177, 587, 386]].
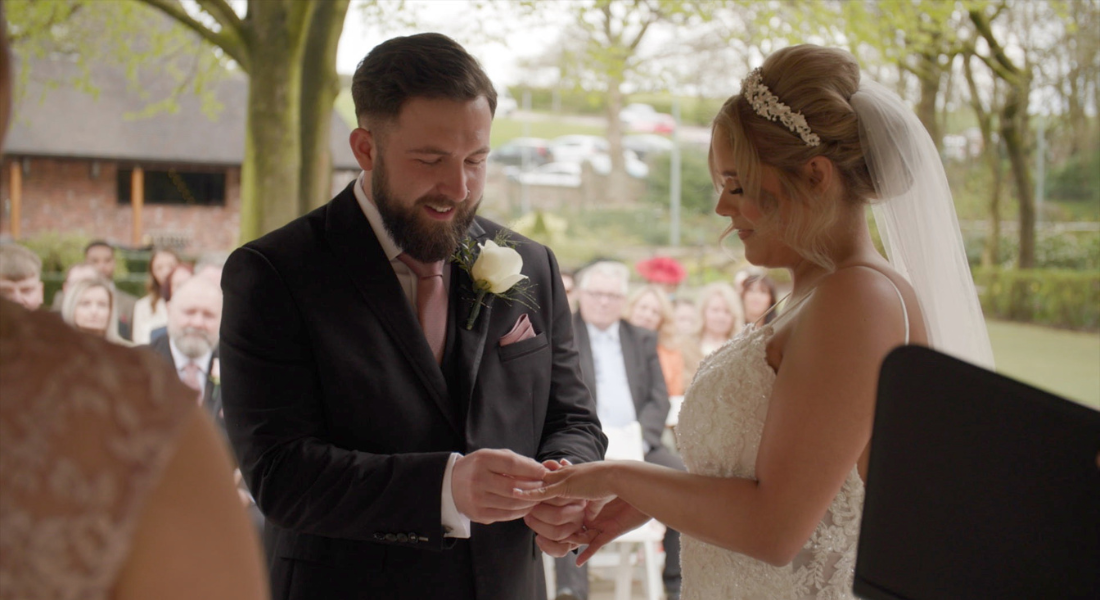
[[851, 79, 995, 369]]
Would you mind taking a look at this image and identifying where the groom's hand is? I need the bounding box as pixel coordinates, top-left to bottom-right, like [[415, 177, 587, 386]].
[[452, 449, 548, 525], [525, 460, 587, 557]]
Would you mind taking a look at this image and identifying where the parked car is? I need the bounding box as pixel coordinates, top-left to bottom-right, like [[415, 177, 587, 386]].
[[549, 134, 609, 164], [622, 134, 675, 160], [491, 137, 553, 168], [619, 103, 676, 134], [497, 88, 518, 117], [586, 150, 649, 179], [504, 161, 582, 188]]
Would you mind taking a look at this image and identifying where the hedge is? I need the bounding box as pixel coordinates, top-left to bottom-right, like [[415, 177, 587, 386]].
[[973, 268, 1100, 331]]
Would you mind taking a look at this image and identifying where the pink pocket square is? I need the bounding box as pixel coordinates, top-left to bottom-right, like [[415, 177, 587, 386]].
[[499, 314, 536, 346]]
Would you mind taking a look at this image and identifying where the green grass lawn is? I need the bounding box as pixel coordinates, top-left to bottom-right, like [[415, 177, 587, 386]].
[[987, 319, 1100, 409]]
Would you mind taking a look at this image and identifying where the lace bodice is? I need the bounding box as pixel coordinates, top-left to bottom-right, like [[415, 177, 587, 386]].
[[0, 301, 195, 600], [675, 323, 864, 600]]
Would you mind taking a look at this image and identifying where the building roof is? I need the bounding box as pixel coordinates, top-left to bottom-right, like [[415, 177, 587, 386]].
[[6, 57, 359, 170]]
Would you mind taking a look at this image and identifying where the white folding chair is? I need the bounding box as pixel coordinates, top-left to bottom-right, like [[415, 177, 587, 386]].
[[586, 422, 666, 600]]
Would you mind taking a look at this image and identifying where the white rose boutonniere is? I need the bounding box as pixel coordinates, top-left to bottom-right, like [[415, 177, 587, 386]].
[[453, 234, 537, 329]]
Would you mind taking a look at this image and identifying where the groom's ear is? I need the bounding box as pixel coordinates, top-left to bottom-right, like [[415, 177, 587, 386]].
[[349, 127, 379, 172]]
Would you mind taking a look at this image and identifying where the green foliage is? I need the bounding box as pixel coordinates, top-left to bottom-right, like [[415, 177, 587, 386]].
[[1047, 144, 1100, 203], [19, 232, 92, 274], [966, 230, 1100, 270], [975, 268, 1100, 331], [642, 145, 717, 217]]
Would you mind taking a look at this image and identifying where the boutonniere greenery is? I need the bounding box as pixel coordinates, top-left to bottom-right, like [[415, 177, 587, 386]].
[[452, 233, 537, 330], [209, 358, 221, 387]]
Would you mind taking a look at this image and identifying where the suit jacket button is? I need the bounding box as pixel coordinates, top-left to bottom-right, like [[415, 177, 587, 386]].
[[384, 533, 397, 542], [397, 533, 408, 543], [408, 532, 419, 544]]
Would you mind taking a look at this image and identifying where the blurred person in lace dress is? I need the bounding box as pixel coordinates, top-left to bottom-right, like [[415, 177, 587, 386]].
[[517, 44, 992, 599], [0, 13, 267, 599]]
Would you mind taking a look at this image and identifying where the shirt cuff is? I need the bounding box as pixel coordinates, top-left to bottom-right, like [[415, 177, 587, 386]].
[[441, 452, 472, 539]]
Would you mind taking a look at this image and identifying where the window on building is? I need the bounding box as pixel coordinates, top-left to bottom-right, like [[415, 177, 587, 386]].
[[117, 167, 226, 206]]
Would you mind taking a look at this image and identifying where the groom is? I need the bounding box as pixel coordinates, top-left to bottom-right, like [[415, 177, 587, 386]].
[[220, 33, 606, 600]]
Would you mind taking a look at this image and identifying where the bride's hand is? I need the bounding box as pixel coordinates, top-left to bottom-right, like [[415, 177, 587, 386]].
[[574, 498, 651, 565], [511, 461, 616, 503]]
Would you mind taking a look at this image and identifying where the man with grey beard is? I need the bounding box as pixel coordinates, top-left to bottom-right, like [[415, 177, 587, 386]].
[[147, 276, 223, 422]]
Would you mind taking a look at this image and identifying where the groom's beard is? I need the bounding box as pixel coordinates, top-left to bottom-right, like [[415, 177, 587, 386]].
[[372, 153, 479, 263]]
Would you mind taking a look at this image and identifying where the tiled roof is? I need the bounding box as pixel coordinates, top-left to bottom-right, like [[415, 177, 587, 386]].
[[6, 57, 359, 170]]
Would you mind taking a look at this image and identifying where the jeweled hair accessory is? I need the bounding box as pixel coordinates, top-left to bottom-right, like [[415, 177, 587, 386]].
[[741, 68, 821, 147]]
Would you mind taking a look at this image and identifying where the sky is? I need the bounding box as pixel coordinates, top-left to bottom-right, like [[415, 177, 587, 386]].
[[335, 0, 568, 85]]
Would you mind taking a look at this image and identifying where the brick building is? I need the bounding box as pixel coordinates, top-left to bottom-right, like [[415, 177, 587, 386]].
[[1, 59, 358, 253]]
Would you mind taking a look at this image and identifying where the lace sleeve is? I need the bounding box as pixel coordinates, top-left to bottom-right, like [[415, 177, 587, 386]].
[[0, 302, 196, 600]]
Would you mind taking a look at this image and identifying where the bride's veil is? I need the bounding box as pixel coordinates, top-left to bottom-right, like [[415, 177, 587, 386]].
[[851, 79, 995, 368]]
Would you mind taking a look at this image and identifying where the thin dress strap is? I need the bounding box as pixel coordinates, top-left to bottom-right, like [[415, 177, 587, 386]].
[[766, 266, 911, 344], [844, 265, 910, 344]]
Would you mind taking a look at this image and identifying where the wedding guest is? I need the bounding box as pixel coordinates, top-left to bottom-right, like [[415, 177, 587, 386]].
[[132, 248, 181, 344], [60, 277, 128, 345], [84, 240, 137, 341], [0, 12, 268, 599], [740, 272, 780, 327], [672, 297, 698, 339], [0, 243, 44, 310], [694, 282, 744, 356], [149, 264, 194, 342], [625, 284, 696, 396], [561, 269, 578, 313], [518, 44, 993, 600], [149, 277, 223, 417], [636, 256, 687, 296], [559, 262, 682, 600], [50, 263, 98, 310]]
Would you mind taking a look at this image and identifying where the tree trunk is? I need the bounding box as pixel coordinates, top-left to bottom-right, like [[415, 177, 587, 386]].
[[1001, 83, 1035, 269], [915, 56, 942, 150], [298, 0, 350, 213], [605, 76, 628, 199]]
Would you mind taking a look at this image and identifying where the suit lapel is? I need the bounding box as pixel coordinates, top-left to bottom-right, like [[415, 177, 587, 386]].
[[324, 186, 459, 435], [449, 220, 492, 415]]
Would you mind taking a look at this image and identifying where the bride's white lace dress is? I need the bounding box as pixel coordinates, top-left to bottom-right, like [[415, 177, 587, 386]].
[[675, 322, 864, 599]]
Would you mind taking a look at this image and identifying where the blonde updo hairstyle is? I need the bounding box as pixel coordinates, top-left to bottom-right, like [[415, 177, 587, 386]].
[[711, 45, 877, 270]]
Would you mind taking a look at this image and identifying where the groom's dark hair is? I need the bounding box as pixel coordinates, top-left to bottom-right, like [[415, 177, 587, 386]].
[[351, 33, 497, 128]]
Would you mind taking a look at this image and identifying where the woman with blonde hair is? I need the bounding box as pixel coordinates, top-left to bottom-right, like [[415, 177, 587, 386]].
[[693, 281, 744, 356], [60, 277, 128, 345], [519, 44, 991, 599], [624, 285, 699, 396]]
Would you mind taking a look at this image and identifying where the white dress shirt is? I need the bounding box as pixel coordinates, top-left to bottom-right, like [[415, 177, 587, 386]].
[[168, 338, 212, 386], [353, 173, 470, 539], [586, 321, 637, 430]]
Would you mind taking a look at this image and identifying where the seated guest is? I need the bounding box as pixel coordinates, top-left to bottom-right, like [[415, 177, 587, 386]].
[[672, 296, 698, 339], [148, 264, 194, 342], [741, 272, 780, 328], [84, 240, 137, 341], [132, 248, 181, 345], [625, 284, 699, 396], [50, 263, 98, 310], [0, 243, 44, 310], [557, 262, 684, 600], [60, 277, 129, 345], [148, 277, 222, 418], [693, 282, 744, 356]]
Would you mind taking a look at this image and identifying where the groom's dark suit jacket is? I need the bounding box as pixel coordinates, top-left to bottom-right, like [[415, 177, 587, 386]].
[[220, 183, 606, 600]]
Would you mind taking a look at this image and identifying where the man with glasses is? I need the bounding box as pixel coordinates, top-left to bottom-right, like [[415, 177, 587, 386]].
[[558, 261, 684, 600]]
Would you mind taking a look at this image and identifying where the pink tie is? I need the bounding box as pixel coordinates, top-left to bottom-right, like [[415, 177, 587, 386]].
[[181, 362, 204, 405], [397, 253, 447, 364]]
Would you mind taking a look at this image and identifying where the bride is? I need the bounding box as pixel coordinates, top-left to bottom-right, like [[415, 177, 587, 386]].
[[518, 44, 993, 599]]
